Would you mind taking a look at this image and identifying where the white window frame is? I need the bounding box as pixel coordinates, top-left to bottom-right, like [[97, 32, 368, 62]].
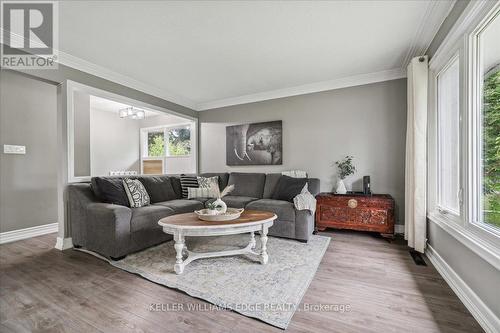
[[435, 53, 462, 218], [140, 122, 195, 174], [427, 0, 500, 270]]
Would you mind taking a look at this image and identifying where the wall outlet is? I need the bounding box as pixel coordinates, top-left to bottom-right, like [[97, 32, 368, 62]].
[[3, 145, 26, 155]]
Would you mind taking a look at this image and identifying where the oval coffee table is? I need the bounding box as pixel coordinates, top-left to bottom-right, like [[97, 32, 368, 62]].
[[158, 210, 277, 274]]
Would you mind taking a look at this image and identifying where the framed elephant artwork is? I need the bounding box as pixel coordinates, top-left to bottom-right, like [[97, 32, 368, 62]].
[[226, 120, 282, 165]]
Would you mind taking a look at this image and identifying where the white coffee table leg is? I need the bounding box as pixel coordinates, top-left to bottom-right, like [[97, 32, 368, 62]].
[[260, 225, 269, 264], [249, 231, 256, 249], [174, 232, 186, 274]]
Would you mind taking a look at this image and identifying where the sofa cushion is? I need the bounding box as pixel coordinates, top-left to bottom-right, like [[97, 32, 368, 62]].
[[246, 199, 296, 222], [263, 173, 282, 199], [227, 173, 266, 198], [206, 195, 258, 209], [272, 175, 308, 202], [91, 177, 130, 207], [156, 199, 203, 214], [130, 205, 175, 232], [139, 176, 177, 203], [169, 176, 183, 199]]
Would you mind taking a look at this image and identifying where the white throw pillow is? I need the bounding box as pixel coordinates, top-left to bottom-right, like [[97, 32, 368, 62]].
[[187, 187, 217, 199], [123, 178, 150, 208]]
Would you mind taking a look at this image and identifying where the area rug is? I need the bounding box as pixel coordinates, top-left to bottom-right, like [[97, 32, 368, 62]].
[[109, 234, 330, 329]]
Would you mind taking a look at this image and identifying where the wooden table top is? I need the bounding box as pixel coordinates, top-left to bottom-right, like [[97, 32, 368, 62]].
[[158, 209, 277, 229]]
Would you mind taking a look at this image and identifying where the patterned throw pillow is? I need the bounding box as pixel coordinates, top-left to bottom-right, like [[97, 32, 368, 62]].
[[123, 178, 150, 208], [197, 176, 219, 190], [180, 174, 199, 198], [187, 187, 217, 199], [187, 176, 219, 199]]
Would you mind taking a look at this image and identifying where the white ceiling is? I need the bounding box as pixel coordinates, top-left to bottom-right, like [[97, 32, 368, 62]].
[[58, 1, 455, 110]]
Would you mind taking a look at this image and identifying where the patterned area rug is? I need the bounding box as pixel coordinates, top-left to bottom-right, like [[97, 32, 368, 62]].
[[110, 234, 330, 329]]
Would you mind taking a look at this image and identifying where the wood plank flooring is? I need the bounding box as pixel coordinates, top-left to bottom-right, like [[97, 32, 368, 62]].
[[0, 231, 483, 332]]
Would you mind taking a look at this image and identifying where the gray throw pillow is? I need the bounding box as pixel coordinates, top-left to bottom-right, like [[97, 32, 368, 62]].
[[272, 175, 308, 202], [91, 177, 130, 207]]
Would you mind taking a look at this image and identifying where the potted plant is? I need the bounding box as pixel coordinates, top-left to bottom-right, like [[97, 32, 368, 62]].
[[335, 155, 356, 194], [206, 202, 219, 215]]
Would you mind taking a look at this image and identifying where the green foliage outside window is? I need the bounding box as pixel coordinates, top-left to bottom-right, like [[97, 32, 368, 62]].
[[148, 132, 164, 157], [168, 128, 191, 156], [483, 68, 500, 227]]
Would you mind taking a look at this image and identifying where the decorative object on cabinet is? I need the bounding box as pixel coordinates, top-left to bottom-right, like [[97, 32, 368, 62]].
[[334, 155, 355, 194]]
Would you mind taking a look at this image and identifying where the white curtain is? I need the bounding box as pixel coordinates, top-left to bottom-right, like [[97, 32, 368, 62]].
[[405, 56, 428, 253]]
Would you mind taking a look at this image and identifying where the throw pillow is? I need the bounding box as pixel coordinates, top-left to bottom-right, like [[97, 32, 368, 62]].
[[180, 174, 199, 199], [272, 175, 308, 202], [123, 178, 150, 208], [197, 176, 219, 189], [91, 177, 130, 207], [140, 176, 177, 203], [187, 187, 217, 199]]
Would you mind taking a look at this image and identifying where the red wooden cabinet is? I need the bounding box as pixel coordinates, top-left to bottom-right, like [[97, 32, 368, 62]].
[[315, 193, 395, 237]]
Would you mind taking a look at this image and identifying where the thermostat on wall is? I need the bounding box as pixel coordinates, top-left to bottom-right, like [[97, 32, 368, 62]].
[[3, 145, 26, 155]]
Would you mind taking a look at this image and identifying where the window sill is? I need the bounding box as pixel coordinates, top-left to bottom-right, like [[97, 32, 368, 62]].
[[428, 211, 500, 271]]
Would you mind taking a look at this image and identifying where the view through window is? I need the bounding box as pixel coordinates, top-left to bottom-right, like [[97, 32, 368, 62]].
[[480, 11, 500, 229]]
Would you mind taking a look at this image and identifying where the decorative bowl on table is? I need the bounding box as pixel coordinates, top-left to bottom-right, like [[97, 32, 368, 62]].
[[194, 208, 244, 222]]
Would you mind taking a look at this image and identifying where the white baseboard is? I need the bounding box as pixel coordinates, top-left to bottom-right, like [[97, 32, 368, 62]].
[[0, 223, 58, 245], [394, 224, 405, 235], [55, 237, 74, 250], [426, 245, 500, 333]]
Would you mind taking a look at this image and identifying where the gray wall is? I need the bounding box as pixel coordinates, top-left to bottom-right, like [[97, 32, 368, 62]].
[[426, 0, 500, 324], [199, 78, 407, 225], [428, 222, 500, 316], [0, 71, 58, 232]]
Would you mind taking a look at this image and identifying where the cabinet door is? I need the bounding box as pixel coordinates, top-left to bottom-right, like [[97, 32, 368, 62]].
[[320, 206, 349, 223], [351, 208, 388, 225]]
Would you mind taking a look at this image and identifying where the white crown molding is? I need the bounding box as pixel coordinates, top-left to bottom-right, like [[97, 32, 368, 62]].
[[1, 29, 199, 111], [57, 51, 199, 111], [0, 223, 58, 245], [401, 0, 456, 70], [426, 245, 500, 333], [197, 68, 406, 111]]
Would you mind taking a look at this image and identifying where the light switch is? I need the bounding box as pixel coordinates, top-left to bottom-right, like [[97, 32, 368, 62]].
[[3, 145, 26, 154]]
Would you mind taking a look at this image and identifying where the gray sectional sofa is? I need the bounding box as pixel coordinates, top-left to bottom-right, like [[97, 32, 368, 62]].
[[68, 172, 319, 259]]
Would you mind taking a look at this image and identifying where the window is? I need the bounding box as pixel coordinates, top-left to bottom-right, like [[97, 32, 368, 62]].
[[147, 131, 165, 157], [140, 124, 193, 174], [167, 127, 191, 156], [476, 10, 500, 230], [437, 57, 461, 215]]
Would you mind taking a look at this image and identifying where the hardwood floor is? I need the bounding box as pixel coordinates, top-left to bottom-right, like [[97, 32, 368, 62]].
[[0, 231, 483, 333]]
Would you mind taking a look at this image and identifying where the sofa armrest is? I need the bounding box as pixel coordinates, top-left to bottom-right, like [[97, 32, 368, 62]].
[[86, 203, 132, 258]]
